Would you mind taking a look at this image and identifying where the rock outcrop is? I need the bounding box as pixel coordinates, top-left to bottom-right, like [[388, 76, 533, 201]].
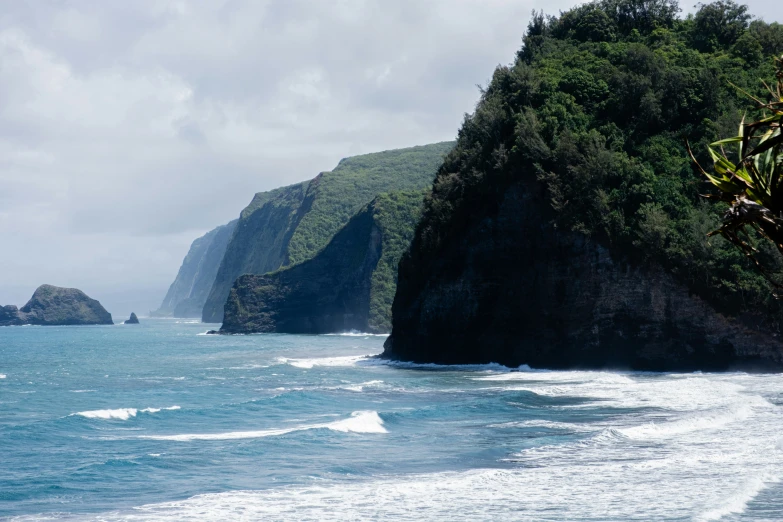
[[0, 305, 24, 326], [385, 179, 783, 371], [202, 142, 454, 323], [0, 285, 113, 326], [152, 220, 237, 318], [219, 191, 424, 334], [124, 313, 139, 324]]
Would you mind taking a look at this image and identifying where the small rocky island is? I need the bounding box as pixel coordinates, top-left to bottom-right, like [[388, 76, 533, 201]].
[[124, 313, 139, 324], [0, 285, 113, 326]]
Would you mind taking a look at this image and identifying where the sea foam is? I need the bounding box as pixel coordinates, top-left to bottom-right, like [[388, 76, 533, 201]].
[[324, 331, 390, 337], [277, 354, 377, 369], [618, 395, 771, 440], [276, 353, 514, 372], [75, 408, 138, 420], [696, 473, 780, 521], [73, 406, 180, 420], [139, 410, 386, 441]]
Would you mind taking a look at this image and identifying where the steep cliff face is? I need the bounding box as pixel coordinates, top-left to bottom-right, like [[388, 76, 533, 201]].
[[153, 220, 237, 318], [0, 285, 113, 326], [202, 142, 453, 323], [201, 182, 312, 323], [383, 2, 783, 370], [221, 206, 380, 334], [385, 181, 783, 370], [220, 191, 425, 334]]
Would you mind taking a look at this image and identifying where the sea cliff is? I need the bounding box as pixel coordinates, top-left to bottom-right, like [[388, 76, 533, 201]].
[[384, 2, 783, 370], [202, 142, 453, 323], [220, 190, 424, 334], [153, 220, 237, 318], [385, 180, 783, 370]]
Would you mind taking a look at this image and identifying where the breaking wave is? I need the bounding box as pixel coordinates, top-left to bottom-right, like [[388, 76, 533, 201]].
[[72, 406, 181, 420], [138, 411, 386, 441]]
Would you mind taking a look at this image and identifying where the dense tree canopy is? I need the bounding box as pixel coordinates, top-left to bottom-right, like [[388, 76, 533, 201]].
[[409, 0, 783, 321]]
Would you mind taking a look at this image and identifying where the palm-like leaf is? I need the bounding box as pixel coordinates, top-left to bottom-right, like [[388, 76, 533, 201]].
[[689, 55, 783, 286]]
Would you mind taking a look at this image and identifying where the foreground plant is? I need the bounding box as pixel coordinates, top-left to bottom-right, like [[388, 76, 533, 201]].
[[689, 55, 783, 282]]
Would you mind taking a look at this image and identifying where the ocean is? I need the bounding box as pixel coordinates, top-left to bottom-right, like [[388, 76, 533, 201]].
[[1, 319, 782, 521]]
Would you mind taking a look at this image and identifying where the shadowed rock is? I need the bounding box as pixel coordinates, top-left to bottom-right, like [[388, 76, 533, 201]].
[[385, 180, 783, 372], [124, 313, 139, 324]]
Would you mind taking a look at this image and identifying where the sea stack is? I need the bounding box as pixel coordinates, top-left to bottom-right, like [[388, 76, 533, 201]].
[[0, 285, 113, 326], [124, 313, 139, 324]]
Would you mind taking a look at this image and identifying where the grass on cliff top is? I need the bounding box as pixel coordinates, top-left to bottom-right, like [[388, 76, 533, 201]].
[[285, 141, 454, 266], [403, 0, 783, 322], [240, 180, 311, 220]]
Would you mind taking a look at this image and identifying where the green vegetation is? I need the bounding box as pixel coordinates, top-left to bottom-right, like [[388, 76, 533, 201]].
[[369, 190, 426, 331], [690, 56, 783, 284], [286, 142, 453, 265], [407, 0, 783, 321], [240, 182, 310, 220]]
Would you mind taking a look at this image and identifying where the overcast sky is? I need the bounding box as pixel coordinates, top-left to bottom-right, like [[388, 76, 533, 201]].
[[0, 0, 780, 319]]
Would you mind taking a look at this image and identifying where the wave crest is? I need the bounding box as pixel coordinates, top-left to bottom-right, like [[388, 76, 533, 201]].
[[139, 410, 387, 441], [72, 406, 180, 420]]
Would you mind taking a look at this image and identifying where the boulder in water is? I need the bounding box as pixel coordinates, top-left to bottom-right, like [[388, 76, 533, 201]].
[[124, 313, 139, 324]]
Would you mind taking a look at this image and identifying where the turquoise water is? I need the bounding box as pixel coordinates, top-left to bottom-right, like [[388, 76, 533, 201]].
[[2, 319, 783, 520]]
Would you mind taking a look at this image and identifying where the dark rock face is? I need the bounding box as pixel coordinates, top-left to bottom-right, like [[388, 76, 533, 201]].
[[124, 313, 139, 324], [385, 181, 783, 371], [0, 305, 24, 326], [0, 285, 113, 326], [220, 207, 382, 334]]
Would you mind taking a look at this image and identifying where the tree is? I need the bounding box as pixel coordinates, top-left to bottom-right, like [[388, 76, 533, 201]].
[[691, 0, 752, 52], [599, 0, 680, 34]]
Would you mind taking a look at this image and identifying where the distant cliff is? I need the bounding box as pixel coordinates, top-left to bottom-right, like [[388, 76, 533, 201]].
[[0, 285, 113, 326], [384, 2, 783, 370], [220, 190, 424, 334], [201, 182, 311, 323], [202, 142, 454, 323], [152, 220, 237, 318]]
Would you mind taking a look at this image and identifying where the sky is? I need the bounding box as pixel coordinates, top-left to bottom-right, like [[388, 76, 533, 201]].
[[0, 0, 780, 319]]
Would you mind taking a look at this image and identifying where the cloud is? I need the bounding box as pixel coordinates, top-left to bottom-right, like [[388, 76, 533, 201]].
[[0, 0, 779, 316]]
